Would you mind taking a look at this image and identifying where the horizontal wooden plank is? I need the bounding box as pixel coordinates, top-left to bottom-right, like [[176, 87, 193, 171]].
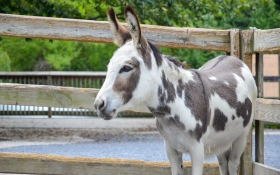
[[0, 71, 107, 77], [254, 28, 280, 53], [0, 13, 230, 51], [255, 98, 280, 123], [0, 83, 150, 113], [1, 84, 280, 119], [0, 83, 98, 110], [253, 162, 280, 175], [0, 118, 156, 129], [263, 76, 280, 82], [1, 72, 279, 82], [0, 153, 219, 175]]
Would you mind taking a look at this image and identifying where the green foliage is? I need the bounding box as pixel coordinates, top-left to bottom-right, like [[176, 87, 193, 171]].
[[0, 37, 80, 71], [0, 0, 81, 18], [159, 47, 222, 69], [0, 47, 11, 71], [0, 0, 280, 71], [264, 124, 280, 129], [44, 40, 80, 70], [70, 43, 117, 71], [1, 37, 40, 71]]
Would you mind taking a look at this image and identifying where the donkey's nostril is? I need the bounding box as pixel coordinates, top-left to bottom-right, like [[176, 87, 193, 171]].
[[98, 100, 105, 109], [94, 99, 105, 110]]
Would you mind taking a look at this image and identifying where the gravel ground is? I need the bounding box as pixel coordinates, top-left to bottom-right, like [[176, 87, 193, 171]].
[[0, 130, 279, 170]]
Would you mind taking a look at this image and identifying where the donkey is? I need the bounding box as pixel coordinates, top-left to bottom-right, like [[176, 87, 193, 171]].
[[94, 6, 257, 175]]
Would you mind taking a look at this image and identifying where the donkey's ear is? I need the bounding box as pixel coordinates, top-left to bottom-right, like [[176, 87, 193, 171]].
[[107, 8, 131, 47], [124, 6, 143, 48]]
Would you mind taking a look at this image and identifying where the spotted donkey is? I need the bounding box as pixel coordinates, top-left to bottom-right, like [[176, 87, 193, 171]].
[[94, 6, 257, 175]]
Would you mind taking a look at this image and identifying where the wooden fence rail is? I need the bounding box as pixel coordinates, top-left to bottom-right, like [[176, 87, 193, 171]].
[[0, 83, 279, 120], [0, 13, 235, 53], [0, 72, 106, 117], [0, 153, 219, 175], [1, 71, 279, 117]]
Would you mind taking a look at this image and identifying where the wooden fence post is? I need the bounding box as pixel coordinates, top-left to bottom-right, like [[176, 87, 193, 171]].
[[239, 29, 254, 175], [47, 75, 52, 118], [278, 53, 280, 98], [255, 53, 264, 164], [230, 28, 240, 58]]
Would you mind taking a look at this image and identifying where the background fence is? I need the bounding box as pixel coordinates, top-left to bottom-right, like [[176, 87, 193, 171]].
[[251, 29, 280, 175], [0, 72, 152, 118], [0, 72, 105, 117]]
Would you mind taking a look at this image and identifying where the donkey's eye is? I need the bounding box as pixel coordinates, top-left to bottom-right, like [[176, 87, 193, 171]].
[[119, 65, 133, 73]]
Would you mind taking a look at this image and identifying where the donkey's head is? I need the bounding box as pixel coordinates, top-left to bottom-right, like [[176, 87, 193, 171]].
[[94, 6, 159, 120]]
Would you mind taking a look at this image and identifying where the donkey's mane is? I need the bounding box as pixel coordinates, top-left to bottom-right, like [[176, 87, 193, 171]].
[[148, 41, 186, 69]]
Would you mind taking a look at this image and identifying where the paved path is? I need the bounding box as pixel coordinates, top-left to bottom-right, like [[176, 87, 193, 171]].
[[0, 130, 279, 170]]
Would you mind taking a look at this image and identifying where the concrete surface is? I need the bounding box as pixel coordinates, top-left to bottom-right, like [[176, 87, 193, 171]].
[[0, 118, 279, 174]]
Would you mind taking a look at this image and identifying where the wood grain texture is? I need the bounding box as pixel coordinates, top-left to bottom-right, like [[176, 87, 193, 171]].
[[255, 98, 280, 123], [240, 128, 253, 175], [0, 153, 220, 175], [0, 71, 107, 77], [0, 83, 99, 110], [1, 84, 279, 119], [0, 118, 156, 129], [254, 28, 280, 53], [253, 162, 280, 175], [240, 30, 254, 70], [230, 28, 240, 58], [255, 53, 264, 163], [0, 13, 230, 51]]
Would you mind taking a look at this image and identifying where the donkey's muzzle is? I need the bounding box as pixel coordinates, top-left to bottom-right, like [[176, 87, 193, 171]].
[[94, 99, 105, 111], [94, 99, 113, 120]]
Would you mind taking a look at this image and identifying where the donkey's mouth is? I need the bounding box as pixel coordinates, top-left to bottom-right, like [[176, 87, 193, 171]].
[[97, 109, 116, 120]]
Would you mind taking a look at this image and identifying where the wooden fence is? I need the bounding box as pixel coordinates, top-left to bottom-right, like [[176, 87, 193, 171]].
[[0, 71, 105, 117], [1, 71, 279, 117], [0, 13, 280, 175], [250, 29, 280, 175]]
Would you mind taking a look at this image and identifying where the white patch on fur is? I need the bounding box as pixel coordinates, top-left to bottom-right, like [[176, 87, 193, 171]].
[[224, 81, 229, 86], [158, 58, 195, 89], [209, 93, 237, 126], [203, 93, 244, 155], [233, 65, 257, 103], [181, 70, 195, 84], [241, 64, 258, 101], [209, 76, 217, 81], [168, 97, 198, 131], [233, 74, 248, 103]]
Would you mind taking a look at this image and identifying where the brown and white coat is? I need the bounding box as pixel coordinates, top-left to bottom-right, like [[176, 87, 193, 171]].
[[94, 6, 257, 175]]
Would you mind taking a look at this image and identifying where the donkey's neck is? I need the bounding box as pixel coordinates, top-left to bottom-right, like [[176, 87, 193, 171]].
[[145, 56, 195, 115]]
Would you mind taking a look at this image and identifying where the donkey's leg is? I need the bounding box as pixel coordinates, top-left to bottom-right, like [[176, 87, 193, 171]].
[[228, 131, 248, 175], [190, 142, 204, 175], [164, 140, 184, 175], [216, 150, 230, 175]]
